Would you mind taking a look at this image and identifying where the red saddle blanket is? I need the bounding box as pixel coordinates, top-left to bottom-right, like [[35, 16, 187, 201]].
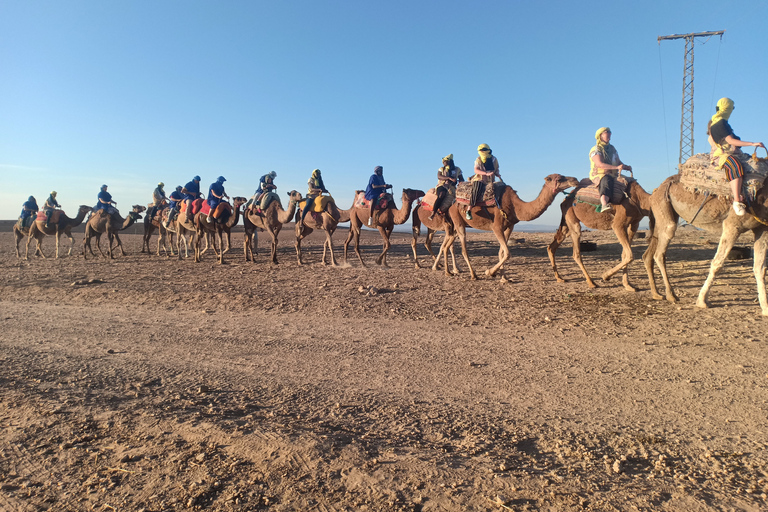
[[181, 198, 205, 215], [573, 176, 630, 207], [455, 181, 505, 207], [36, 210, 62, 223], [353, 191, 391, 210]]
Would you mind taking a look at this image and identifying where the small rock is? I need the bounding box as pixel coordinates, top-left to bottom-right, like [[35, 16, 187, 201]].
[[198, 385, 210, 394], [107, 349, 115, 354]]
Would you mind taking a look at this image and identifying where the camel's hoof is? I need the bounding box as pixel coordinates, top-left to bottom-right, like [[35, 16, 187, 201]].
[[695, 300, 710, 309], [623, 286, 638, 292], [761, 308, 768, 317], [666, 295, 678, 304], [601, 273, 613, 282], [555, 277, 565, 284]]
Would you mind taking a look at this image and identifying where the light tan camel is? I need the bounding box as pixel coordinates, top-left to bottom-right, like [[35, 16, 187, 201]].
[[141, 206, 176, 256], [446, 174, 580, 280], [25, 205, 93, 259], [83, 205, 146, 260], [194, 197, 247, 264], [547, 179, 653, 290], [643, 175, 768, 316], [343, 188, 425, 267], [14, 220, 42, 258], [411, 203, 459, 276], [243, 191, 302, 264], [294, 195, 351, 266]]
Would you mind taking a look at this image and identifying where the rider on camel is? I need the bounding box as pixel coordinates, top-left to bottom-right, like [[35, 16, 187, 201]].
[[365, 165, 390, 226], [43, 191, 60, 228], [589, 127, 631, 213], [93, 185, 117, 218], [206, 176, 229, 223], [429, 154, 463, 220], [163, 186, 183, 228], [298, 169, 328, 229], [20, 196, 39, 228], [466, 144, 500, 220], [181, 176, 202, 222]]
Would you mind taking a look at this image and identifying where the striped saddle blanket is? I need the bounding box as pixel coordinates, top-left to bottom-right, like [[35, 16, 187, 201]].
[[574, 176, 630, 207]]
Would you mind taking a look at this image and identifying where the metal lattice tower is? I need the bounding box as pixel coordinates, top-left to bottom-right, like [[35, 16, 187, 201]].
[[658, 30, 725, 164]]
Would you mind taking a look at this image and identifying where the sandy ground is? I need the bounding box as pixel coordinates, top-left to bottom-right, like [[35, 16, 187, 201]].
[[1, 221, 767, 511]]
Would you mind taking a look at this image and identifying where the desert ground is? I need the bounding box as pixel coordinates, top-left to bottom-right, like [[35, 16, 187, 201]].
[[1, 219, 767, 511]]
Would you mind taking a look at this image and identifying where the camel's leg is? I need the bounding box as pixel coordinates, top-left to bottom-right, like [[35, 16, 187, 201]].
[[696, 224, 741, 310], [484, 222, 510, 278], [295, 232, 304, 265], [324, 230, 338, 266], [752, 228, 768, 316], [244, 231, 252, 262], [223, 231, 231, 255], [434, 234, 453, 276], [648, 211, 679, 303], [432, 232, 447, 274], [455, 225, 477, 280], [115, 233, 127, 257], [449, 243, 459, 275], [344, 219, 366, 267], [601, 221, 637, 291], [14, 229, 23, 258], [424, 229, 437, 261], [270, 231, 279, 265], [411, 227, 421, 269], [376, 226, 391, 267], [547, 222, 569, 284]]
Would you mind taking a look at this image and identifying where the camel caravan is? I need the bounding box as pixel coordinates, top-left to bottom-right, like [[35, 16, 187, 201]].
[[13, 107, 768, 315]]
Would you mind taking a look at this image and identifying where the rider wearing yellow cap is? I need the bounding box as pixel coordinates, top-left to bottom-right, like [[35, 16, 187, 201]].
[[589, 127, 631, 213], [298, 169, 328, 229], [466, 144, 501, 220], [148, 182, 167, 222], [707, 97, 766, 216]]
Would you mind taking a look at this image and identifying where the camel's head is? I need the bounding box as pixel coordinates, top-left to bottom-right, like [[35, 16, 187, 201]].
[[544, 174, 580, 195], [132, 204, 147, 213], [78, 205, 93, 213], [287, 190, 302, 203], [232, 196, 247, 207], [403, 188, 426, 202]]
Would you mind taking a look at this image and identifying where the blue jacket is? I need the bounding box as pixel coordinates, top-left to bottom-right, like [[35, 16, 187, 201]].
[[365, 174, 386, 200]]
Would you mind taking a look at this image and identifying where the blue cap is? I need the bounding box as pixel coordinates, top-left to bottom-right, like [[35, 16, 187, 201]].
[[193, 175, 201, 181]]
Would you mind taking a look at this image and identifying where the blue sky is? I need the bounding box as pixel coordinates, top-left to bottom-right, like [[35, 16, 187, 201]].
[[2, 0, 767, 228]]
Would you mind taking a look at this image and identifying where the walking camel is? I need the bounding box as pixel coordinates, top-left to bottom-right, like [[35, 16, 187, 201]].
[[25, 205, 93, 259], [141, 206, 176, 256], [243, 191, 302, 264], [344, 188, 425, 267], [294, 195, 351, 266], [83, 205, 146, 259], [446, 174, 580, 280], [548, 178, 653, 290], [643, 175, 768, 316], [411, 203, 459, 276], [194, 197, 247, 264], [14, 220, 42, 259]]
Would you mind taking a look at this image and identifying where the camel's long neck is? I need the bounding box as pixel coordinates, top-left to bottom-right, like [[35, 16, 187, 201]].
[[120, 215, 135, 230], [511, 185, 559, 222], [278, 200, 298, 224], [633, 185, 653, 215], [393, 196, 415, 225], [69, 209, 89, 227], [337, 206, 351, 224], [226, 206, 241, 228]]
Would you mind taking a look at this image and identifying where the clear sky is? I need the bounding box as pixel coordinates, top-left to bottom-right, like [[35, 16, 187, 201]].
[[2, 0, 767, 228]]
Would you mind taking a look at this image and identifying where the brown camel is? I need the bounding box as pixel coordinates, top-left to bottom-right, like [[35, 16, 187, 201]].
[[14, 220, 42, 258], [411, 203, 459, 276], [344, 188, 425, 267], [643, 175, 768, 316], [25, 205, 93, 259], [83, 205, 146, 260], [242, 191, 302, 264], [294, 195, 351, 266], [141, 205, 176, 256], [446, 174, 580, 280], [548, 178, 654, 290], [194, 197, 247, 264]]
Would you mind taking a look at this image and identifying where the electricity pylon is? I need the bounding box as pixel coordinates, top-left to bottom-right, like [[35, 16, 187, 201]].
[[658, 30, 725, 164]]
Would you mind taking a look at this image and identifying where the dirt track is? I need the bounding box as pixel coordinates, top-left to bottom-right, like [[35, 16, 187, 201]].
[[1, 224, 767, 511]]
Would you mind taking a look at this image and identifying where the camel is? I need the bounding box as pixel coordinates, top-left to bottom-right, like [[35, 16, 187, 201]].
[[25, 205, 93, 259], [141, 205, 176, 256], [446, 174, 580, 280], [194, 197, 247, 264], [411, 203, 459, 276], [83, 205, 146, 260], [294, 195, 351, 266], [547, 178, 654, 290], [343, 188, 425, 267], [14, 219, 42, 258], [643, 175, 768, 316], [242, 191, 302, 264]]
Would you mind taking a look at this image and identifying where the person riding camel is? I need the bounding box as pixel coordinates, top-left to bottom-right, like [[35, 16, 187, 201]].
[[365, 165, 390, 226], [163, 186, 184, 228], [707, 97, 766, 216], [93, 184, 117, 218], [298, 168, 328, 229], [466, 144, 501, 220], [589, 127, 631, 213], [206, 176, 229, 223], [429, 154, 463, 220], [147, 182, 167, 223], [19, 196, 39, 228], [43, 191, 60, 228], [246, 171, 277, 211], [181, 175, 202, 222]]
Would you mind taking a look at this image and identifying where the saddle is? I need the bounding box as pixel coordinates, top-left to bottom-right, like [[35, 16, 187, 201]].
[[181, 198, 205, 215], [299, 195, 335, 213], [455, 181, 505, 207], [256, 191, 281, 212], [354, 191, 391, 210], [679, 151, 768, 202], [36, 210, 62, 224], [573, 176, 630, 208], [420, 188, 455, 213]]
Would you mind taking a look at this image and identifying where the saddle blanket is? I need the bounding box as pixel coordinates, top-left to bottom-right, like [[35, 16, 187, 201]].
[[181, 198, 205, 215], [353, 191, 390, 210], [299, 195, 335, 213], [420, 188, 455, 213], [36, 210, 62, 223], [679, 152, 768, 201], [574, 176, 630, 207], [455, 181, 505, 207]]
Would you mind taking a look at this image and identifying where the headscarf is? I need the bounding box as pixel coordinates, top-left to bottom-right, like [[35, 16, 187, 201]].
[[477, 144, 492, 163], [592, 127, 617, 164], [312, 169, 321, 177], [374, 165, 383, 175], [158, 182, 164, 188], [269, 171, 277, 179], [442, 153, 455, 171], [711, 97, 734, 126]]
